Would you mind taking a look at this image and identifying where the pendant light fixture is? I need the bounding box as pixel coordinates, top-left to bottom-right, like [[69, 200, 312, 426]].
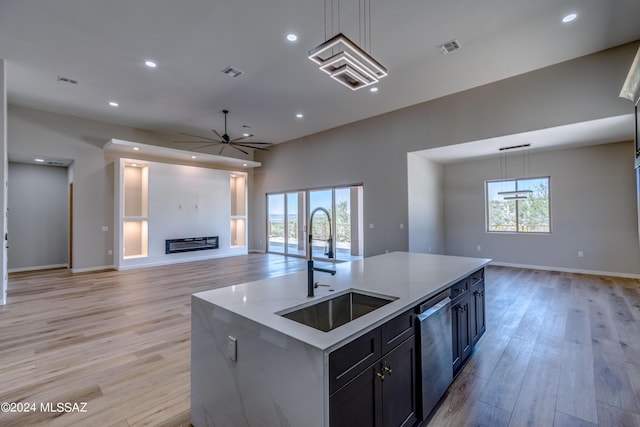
[[308, 0, 387, 90], [497, 144, 532, 200]]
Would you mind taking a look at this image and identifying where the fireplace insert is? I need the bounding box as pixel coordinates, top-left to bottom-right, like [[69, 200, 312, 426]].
[[165, 236, 219, 254]]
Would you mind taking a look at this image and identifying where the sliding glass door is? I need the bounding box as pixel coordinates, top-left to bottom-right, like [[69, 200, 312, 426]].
[[267, 185, 363, 261], [286, 192, 306, 257], [267, 194, 285, 254]]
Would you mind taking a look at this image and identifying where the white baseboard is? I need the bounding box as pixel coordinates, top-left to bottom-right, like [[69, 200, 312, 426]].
[[113, 252, 248, 271], [71, 265, 115, 273], [489, 261, 640, 279], [8, 263, 69, 273]]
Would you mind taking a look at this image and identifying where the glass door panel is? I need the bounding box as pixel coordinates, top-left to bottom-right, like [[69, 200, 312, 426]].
[[309, 189, 333, 260], [334, 188, 351, 261], [267, 193, 285, 253], [286, 192, 306, 256]]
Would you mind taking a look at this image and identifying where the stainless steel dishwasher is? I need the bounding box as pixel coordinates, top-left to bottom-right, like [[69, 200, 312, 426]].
[[417, 289, 453, 420]]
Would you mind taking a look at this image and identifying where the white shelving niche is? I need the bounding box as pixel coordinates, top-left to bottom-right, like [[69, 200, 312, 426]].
[[230, 173, 247, 248], [122, 161, 149, 259]]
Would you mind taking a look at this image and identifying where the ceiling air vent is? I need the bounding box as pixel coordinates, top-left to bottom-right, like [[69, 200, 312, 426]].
[[222, 66, 243, 78], [437, 39, 461, 55], [57, 75, 78, 85]]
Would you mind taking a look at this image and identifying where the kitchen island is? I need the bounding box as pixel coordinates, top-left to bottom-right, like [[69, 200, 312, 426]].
[[191, 252, 490, 427]]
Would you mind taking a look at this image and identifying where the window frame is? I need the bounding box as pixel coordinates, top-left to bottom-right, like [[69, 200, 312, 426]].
[[485, 176, 552, 234]]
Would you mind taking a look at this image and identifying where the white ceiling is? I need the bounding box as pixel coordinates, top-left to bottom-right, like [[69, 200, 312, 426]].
[[1, 0, 639, 154]]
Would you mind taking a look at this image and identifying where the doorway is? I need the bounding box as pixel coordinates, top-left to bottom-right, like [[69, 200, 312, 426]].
[[7, 161, 71, 272]]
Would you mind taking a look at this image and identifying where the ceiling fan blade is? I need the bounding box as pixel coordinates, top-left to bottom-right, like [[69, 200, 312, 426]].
[[218, 145, 225, 155], [229, 144, 249, 155], [179, 132, 219, 142], [230, 137, 272, 145], [186, 143, 223, 151], [212, 129, 224, 140], [172, 139, 222, 144], [233, 143, 270, 151]]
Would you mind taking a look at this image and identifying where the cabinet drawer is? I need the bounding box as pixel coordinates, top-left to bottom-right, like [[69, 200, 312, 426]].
[[381, 308, 415, 355], [450, 278, 468, 302], [329, 328, 381, 394], [469, 268, 484, 286]]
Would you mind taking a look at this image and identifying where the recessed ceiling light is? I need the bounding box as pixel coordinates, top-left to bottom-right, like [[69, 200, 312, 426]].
[[562, 13, 577, 23], [286, 33, 298, 42], [296, 113, 304, 118], [145, 60, 157, 68], [191, 155, 197, 159], [369, 87, 379, 93], [243, 133, 251, 137], [34, 158, 45, 162], [133, 147, 140, 151], [109, 101, 119, 107], [242, 163, 248, 167]]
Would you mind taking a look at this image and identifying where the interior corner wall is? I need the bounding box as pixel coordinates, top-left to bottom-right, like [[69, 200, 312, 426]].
[[443, 141, 640, 276], [407, 153, 443, 254], [7, 163, 69, 271], [251, 42, 639, 258], [1, 59, 7, 304]]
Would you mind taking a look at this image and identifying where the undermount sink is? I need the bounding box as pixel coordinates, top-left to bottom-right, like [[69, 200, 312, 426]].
[[278, 290, 397, 332]]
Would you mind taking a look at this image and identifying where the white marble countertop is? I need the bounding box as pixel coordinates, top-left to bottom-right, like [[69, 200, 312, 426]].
[[193, 252, 491, 351]]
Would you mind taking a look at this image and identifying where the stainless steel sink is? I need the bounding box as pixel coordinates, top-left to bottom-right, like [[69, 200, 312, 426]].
[[278, 291, 397, 332]]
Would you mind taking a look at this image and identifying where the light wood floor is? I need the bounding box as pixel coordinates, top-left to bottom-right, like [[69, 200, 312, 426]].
[[428, 266, 640, 427], [0, 255, 639, 426]]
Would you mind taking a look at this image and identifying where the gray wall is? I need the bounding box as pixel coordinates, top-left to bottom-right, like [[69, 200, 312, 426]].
[[252, 42, 640, 272], [7, 162, 69, 271], [407, 154, 443, 254], [443, 142, 639, 276], [1, 60, 7, 303]]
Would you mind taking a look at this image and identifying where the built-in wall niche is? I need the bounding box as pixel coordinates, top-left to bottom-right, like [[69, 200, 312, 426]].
[[230, 173, 247, 247], [123, 163, 149, 258]]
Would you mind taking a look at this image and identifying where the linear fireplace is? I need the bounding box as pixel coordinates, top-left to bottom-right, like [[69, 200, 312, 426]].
[[165, 236, 219, 254]]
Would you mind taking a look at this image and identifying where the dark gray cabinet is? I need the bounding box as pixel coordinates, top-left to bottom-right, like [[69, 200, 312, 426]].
[[451, 268, 485, 376], [470, 280, 486, 345], [329, 309, 418, 427]]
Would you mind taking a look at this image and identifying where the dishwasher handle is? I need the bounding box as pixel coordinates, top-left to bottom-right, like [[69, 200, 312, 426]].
[[417, 296, 451, 321]]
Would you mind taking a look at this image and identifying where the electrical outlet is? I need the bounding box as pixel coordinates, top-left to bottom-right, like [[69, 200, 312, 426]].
[[227, 336, 237, 362], [476, 245, 482, 252], [369, 223, 374, 229], [578, 251, 584, 258]]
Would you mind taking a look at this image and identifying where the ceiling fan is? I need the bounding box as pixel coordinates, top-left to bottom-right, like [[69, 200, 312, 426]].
[[173, 109, 272, 155]]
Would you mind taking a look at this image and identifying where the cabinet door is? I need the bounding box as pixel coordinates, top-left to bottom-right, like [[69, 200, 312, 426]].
[[452, 298, 472, 374], [330, 363, 383, 427], [381, 336, 418, 427], [471, 281, 486, 345]]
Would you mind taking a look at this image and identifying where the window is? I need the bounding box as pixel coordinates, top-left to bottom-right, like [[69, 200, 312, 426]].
[[486, 177, 550, 233]]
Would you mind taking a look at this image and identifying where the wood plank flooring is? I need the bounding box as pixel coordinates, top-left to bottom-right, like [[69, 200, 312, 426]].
[[427, 266, 640, 427], [0, 255, 639, 426]]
